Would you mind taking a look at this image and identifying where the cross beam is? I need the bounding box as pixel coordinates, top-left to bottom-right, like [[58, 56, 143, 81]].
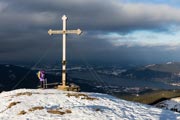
[[48, 15, 82, 88], [48, 29, 82, 35]]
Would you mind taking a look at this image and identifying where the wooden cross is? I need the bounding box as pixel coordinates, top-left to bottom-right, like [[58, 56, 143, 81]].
[[48, 15, 82, 89]]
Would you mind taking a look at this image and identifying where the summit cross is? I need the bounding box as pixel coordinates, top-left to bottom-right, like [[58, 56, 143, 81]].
[[48, 15, 82, 89]]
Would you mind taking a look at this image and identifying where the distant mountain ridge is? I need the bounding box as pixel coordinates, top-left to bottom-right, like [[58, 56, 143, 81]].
[[145, 62, 180, 73], [120, 62, 180, 84], [0, 64, 39, 91]]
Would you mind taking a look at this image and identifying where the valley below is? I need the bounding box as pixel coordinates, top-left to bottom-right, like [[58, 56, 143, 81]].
[[1, 62, 180, 106]]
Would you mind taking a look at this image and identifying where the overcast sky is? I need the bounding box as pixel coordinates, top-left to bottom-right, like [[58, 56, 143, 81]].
[[0, 0, 180, 66]]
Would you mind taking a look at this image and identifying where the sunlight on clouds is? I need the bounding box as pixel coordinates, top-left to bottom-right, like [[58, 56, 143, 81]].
[[98, 27, 180, 49], [121, 0, 180, 8]]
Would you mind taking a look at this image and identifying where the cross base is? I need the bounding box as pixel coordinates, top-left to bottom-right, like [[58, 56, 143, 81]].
[[57, 84, 80, 92]]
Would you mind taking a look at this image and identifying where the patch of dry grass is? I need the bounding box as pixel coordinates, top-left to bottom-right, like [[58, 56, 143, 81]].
[[66, 93, 98, 101], [17, 106, 44, 115], [67, 93, 88, 98], [16, 92, 33, 96], [15, 92, 40, 97], [0, 101, 21, 113], [28, 106, 44, 112], [18, 110, 27, 115], [7, 101, 21, 109], [65, 109, 72, 113], [47, 110, 66, 115], [47, 109, 72, 115], [81, 97, 98, 101]]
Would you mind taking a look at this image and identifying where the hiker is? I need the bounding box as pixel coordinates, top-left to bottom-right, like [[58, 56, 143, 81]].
[[37, 70, 46, 88]]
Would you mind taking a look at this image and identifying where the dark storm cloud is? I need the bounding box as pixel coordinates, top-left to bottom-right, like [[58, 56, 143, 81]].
[[0, 0, 180, 64], [1, 0, 180, 32]]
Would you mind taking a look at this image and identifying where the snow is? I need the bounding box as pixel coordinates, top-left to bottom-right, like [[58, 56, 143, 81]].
[[155, 97, 180, 112], [67, 67, 82, 71], [170, 83, 180, 87], [166, 62, 173, 65], [145, 64, 155, 68], [97, 69, 126, 76], [0, 89, 180, 120]]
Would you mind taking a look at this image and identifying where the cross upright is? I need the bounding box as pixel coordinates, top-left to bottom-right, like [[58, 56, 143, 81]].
[[48, 15, 82, 90]]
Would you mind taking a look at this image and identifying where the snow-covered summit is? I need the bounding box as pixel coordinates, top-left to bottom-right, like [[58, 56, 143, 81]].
[[0, 89, 180, 120]]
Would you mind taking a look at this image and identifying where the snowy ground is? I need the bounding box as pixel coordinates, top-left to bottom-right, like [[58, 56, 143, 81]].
[[155, 97, 180, 113], [0, 89, 180, 120]]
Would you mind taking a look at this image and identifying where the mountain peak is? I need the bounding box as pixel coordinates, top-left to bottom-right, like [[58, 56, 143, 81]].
[[0, 89, 180, 120]]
